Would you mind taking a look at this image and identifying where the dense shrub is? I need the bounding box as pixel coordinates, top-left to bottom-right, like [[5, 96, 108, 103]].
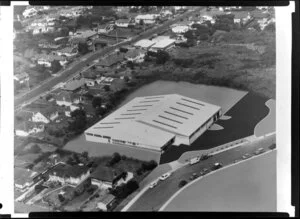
[[178, 180, 188, 188]]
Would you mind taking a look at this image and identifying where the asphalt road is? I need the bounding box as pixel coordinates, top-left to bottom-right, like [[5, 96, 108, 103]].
[[128, 138, 274, 211], [14, 7, 203, 110]]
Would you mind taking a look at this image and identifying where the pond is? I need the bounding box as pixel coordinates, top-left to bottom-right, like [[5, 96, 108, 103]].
[[64, 80, 269, 164]]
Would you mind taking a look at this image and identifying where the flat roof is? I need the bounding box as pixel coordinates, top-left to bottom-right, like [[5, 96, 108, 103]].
[[85, 94, 221, 148], [151, 38, 176, 49], [134, 39, 156, 48]]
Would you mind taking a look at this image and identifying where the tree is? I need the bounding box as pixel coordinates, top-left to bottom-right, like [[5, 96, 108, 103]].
[[92, 96, 102, 108], [107, 152, 121, 166], [183, 30, 194, 40], [156, 50, 170, 64], [139, 19, 144, 26], [103, 85, 110, 92], [178, 180, 187, 188], [78, 42, 89, 55], [69, 109, 87, 132], [50, 60, 62, 73], [60, 27, 70, 37], [58, 194, 65, 203], [95, 106, 106, 117], [81, 151, 89, 160], [35, 184, 45, 193], [123, 76, 130, 83]]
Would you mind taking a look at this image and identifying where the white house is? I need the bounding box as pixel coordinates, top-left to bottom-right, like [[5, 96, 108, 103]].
[[171, 25, 189, 34], [31, 107, 59, 124], [14, 72, 29, 84], [15, 167, 38, 191], [115, 19, 131, 28], [135, 14, 159, 24], [15, 121, 45, 137], [85, 79, 96, 87], [55, 90, 82, 107], [125, 49, 146, 63], [48, 164, 90, 186], [23, 8, 37, 18]]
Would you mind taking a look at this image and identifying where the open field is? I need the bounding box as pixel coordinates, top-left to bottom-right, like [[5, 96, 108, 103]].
[[162, 150, 276, 212]]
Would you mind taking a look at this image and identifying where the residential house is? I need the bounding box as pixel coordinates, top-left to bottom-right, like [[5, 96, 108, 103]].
[[55, 90, 82, 107], [96, 53, 125, 68], [97, 194, 116, 211], [52, 46, 78, 57], [171, 25, 190, 34], [160, 10, 173, 17], [15, 167, 38, 191], [150, 38, 176, 52], [48, 163, 90, 186], [15, 121, 45, 137], [32, 54, 67, 67], [14, 72, 29, 84], [96, 24, 114, 34], [134, 39, 156, 50], [233, 12, 252, 24], [115, 19, 132, 28], [70, 30, 99, 45], [90, 166, 127, 189], [125, 49, 146, 63], [23, 7, 37, 18], [135, 14, 159, 24], [61, 78, 86, 92], [31, 106, 59, 123], [85, 79, 96, 87]]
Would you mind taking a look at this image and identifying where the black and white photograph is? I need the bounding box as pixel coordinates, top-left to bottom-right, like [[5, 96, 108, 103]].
[[0, 1, 296, 216]]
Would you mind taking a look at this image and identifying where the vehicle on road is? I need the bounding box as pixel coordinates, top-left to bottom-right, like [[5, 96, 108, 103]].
[[159, 172, 172, 181], [189, 173, 198, 180], [212, 162, 223, 170], [149, 181, 158, 189], [242, 153, 251, 159], [254, 148, 265, 155], [189, 156, 200, 165], [202, 168, 209, 174]]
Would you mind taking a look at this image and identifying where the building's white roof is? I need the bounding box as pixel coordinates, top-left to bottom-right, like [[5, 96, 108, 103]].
[[85, 94, 221, 148], [135, 14, 159, 20], [134, 39, 156, 48], [151, 38, 176, 49], [172, 25, 189, 33]]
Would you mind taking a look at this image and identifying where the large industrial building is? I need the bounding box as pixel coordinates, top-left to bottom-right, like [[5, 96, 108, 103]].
[[85, 94, 222, 153]]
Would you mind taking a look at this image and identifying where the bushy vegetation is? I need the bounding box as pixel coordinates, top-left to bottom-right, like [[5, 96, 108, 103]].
[[110, 179, 139, 199]]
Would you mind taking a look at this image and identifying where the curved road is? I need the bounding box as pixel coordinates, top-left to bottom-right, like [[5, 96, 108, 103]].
[[15, 7, 203, 110], [127, 135, 275, 211]]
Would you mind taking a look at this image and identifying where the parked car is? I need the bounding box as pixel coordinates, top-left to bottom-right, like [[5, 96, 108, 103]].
[[202, 168, 209, 174], [254, 148, 265, 155], [212, 162, 223, 170], [189, 156, 200, 165], [149, 181, 158, 188], [242, 153, 251, 159], [189, 172, 198, 180], [159, 172, 172, 181]]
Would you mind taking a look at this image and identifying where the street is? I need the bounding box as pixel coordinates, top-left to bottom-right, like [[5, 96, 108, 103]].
[[127, 136, 274, 211], [14, 7, 203, 110]]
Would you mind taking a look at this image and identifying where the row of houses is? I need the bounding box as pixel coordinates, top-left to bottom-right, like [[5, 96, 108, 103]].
[[15, 160, 133, 210]]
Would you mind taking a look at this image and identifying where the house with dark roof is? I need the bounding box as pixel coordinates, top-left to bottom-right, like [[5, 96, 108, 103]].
[[62, 78, 86, 92], [48, 163, 90, 186], [90, 166, 126, 189], [55, 90, 82, 106], [96, 53, 125, 68]]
